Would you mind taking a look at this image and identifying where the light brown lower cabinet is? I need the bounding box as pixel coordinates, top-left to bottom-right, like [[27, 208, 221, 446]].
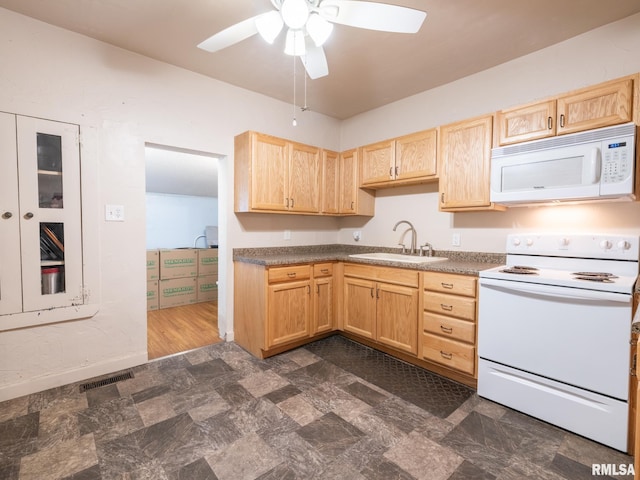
[[419, 272, 478, 379], [234, 261, 335, 358], [343, 264, 419, 355]]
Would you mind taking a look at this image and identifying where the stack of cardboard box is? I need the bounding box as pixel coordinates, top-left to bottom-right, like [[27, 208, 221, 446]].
[[146, 248, 218, 311]]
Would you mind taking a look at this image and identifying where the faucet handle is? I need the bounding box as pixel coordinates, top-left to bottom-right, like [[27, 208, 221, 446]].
[[419, 242, 433, 257], [398, 243, 407, 254]]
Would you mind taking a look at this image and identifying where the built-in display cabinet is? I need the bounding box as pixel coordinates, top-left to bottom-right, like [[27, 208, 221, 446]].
[[0, 113, 84, 316]]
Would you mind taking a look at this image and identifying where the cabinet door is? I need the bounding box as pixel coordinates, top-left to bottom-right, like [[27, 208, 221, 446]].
[[339, 149, 358, 214], [0, 113, 22, 315], [360, 140, 394, 185], [496, 100, 556, 145], [321, 149, 340, 214], [267, 279, 310, 348], [376, 282, 418, 355], [17, 116, 82, 312], [250, 133, 288, 211], [556, 78, 633, 135], [289, 142, 320, 213], [394, 129, 437, 182], [343, 276, 376, 339], [439, 115, 493, 210], [313, 276, 334, 335]]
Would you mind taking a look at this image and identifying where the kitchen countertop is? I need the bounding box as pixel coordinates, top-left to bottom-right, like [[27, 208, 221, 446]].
[[233, 244, 505, 276]]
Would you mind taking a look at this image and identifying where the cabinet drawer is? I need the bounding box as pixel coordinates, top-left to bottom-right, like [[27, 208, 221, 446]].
[[344, 263, 419, 287], [268, 265, 311, 283], [313, 263, 334, 277], [424, 291, 476, 321], [423, 312, 475, 344], [423, 272, 476, 297], [421, 333, 475, 375]]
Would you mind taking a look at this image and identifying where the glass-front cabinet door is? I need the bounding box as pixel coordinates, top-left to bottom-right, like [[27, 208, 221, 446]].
[[9, 116, 82, 313]]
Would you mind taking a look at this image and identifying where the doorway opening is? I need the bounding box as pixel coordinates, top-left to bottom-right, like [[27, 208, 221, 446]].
[[144, 143, 223, 359]]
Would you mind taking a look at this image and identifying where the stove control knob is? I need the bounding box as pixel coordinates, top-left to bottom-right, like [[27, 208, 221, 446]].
[[512, 238, 521, 246], [559, 237, 570, 247], [617, 240, 631, 250], [600, 240, 612, 250], [526, 238, 534, 246]]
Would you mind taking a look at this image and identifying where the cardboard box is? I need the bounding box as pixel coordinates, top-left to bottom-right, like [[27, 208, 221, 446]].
[[160, 249, 198, 279], [197, 248, 218, 276], [146, 250, 159, 281], [197, 275, 218, 302], [147, 281, 158, 311], [159, 277, 198, 308]]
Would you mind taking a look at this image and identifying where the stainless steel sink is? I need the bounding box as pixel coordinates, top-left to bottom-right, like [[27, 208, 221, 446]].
[[348, 252, 448, 264]]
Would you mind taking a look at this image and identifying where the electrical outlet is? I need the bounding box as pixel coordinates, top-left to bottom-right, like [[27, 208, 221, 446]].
[[452, 233, 461, 247], [105, 204, 125, 222], [353, 230, 362, 242], [284, 230, 291, 240]]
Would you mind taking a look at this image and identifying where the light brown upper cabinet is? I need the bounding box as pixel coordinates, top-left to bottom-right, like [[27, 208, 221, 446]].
[[496, 76, 635, 146], [360, 129, 438, 189], [235, 131, 320, 214], [321, 148, 374, 216], [438, 115, 503, 212]]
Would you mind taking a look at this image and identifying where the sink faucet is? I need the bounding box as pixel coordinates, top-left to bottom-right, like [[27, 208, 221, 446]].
[[392, 220, 417, 255]]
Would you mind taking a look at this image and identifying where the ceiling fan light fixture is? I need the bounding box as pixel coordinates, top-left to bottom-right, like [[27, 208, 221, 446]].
[[255, 11, 284, 44], [306, 13, 333, 47], [281, 0, 310, 29], [284, 28, 306, 56]]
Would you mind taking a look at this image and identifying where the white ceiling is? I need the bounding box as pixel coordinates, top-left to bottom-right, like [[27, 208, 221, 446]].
[[1, 0, 640, 119], [145, 145, 219, 198]]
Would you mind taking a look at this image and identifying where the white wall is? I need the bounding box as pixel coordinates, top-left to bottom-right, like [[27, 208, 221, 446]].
[[0, 7, 341, 401], [337, 13, 640, 253], [145, 193, 218, 249], [1, 7, 640, 400]]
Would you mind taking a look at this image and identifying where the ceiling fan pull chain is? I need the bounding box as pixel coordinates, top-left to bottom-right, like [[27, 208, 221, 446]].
[[292, 54, 298, 126]]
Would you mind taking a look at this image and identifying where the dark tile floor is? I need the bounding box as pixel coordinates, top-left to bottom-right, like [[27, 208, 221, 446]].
[[0, 335, 633, 479]]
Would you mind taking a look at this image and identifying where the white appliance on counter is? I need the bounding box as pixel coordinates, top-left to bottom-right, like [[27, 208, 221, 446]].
[[478, 233, 639, 451], [490, 122, 637, 205]]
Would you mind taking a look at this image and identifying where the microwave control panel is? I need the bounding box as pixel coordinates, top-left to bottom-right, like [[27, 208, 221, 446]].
[[602, 139, 633, 184]]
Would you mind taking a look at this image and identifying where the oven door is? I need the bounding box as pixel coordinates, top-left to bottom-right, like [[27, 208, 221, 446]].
[[478, 277, 632, 400]]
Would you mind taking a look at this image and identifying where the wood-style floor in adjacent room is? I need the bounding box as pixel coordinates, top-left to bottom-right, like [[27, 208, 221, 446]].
[[147, 301, 222, 360]]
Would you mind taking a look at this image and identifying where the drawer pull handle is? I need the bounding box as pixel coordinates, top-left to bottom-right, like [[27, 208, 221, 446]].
[[441, 282, 454, 289], [440, 325, 453, 334], [287, 273, 296, 278], [440, 304, 453, 311], [440, 351, 453, 360], [321, 269, 329, 274]]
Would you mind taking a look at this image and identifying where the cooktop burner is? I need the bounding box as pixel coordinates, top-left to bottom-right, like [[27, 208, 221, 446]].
[[573, 276, 616, 283], [571, 272, 618, 278], [500, 266, 539, 275]]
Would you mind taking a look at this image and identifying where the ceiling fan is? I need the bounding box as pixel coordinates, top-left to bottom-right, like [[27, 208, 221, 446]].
[[197, 0, 427, 80]]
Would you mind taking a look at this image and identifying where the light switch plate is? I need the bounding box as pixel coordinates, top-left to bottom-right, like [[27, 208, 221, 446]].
[[452, 233, 461, 247], [105, 204, 125, 222], [284, 230, 291, 240]]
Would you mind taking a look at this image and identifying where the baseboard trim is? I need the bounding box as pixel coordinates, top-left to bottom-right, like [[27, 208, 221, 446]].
[[0, 352, 148, 402]]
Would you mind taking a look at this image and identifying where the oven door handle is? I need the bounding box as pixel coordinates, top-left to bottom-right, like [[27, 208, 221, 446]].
[[480, 278, 631, 304]]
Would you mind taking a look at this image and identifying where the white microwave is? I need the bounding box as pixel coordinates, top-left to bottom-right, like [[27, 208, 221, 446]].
[[490, 122, 637, 205]]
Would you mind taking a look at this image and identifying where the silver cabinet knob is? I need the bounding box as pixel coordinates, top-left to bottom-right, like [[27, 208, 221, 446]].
[[2, 211, 12, 219], [24, 212, 34, 219]]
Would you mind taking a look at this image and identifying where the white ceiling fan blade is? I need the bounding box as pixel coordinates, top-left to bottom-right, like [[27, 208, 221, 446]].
[[302, 41, 328, 79], [197, 16, 261, 53], [319, 0, 426, 33]]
